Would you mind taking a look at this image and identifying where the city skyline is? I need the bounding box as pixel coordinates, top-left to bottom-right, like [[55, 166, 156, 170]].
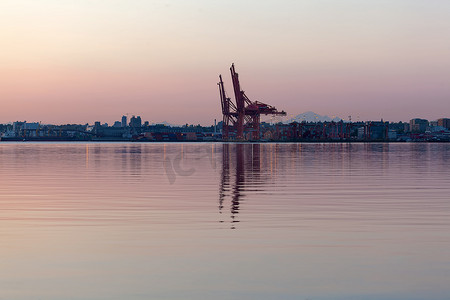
[[1, 0, 450, 125], [1, 111, 448, 127]]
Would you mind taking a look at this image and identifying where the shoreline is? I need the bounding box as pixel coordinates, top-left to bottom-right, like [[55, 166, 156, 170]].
[[1, 138, 449, 143]]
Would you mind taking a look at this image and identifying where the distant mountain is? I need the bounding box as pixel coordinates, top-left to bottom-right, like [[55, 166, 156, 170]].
[[150, 121, 181, 127], [286, 111, 342, 123]]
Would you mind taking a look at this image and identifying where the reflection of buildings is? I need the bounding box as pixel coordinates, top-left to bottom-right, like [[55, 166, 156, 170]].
[[219, 144, 262, 229]]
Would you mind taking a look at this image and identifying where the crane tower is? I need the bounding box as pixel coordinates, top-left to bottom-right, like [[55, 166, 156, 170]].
[[218, 64, 286, 140]]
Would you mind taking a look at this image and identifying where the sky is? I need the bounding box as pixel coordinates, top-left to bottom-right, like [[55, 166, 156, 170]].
[[1, 0, 450, 125]]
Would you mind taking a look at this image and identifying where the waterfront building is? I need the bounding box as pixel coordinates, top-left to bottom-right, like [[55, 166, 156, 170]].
[[95, 126, 128, 138], [360, 121, 389, 140], [409, 118, 428, 133], [13, 121, 25, 133], [388, 130, 397, 140], [437, 118, 450, 129], [403, 123, 410, 133], [357, 127, 365, 139]]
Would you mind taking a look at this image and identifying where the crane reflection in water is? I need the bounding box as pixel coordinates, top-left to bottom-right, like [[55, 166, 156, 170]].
[[219, 143, 263, 229]]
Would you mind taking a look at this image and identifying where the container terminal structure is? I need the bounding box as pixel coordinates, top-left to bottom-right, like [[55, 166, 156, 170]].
[[218, 64, 286, 141]]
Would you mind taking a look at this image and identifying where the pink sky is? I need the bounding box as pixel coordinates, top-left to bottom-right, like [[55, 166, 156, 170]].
[[1, 0, 449, 125]]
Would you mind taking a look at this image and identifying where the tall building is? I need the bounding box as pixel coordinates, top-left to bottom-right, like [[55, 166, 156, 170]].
[[121, 115, 127, 127], [129, 116, 142, 128], [437, 118, 450, 129], [409, 118, 428, 133]]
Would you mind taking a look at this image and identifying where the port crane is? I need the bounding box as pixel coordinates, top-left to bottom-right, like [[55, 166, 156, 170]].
[[218, 64, 286, 140]]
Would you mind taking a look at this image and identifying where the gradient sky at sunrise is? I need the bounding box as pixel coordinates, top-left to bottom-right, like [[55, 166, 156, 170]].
[[1, 0, 449, 125]]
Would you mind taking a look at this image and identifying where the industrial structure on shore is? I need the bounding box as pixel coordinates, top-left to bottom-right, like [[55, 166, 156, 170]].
[[218, 64, 286, 141]]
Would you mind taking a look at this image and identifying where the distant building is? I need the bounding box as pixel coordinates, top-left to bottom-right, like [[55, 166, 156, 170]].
[[23, 122, 40, 130], [13, 121, 25, 133], [11, 121, 40, 136], [409, 118, 428, 133], [357, 127, 365, 139], [403, 123, 410, 133], [388, 130, 397, 140], [366, 121, 389, 140], [437, 118, 450, 129], [113, 121, 122, 128], [430, 125, 447, 132], [95, 126, 128, 138], [129, 116, 142, 128], [121, 115, 127, 127]]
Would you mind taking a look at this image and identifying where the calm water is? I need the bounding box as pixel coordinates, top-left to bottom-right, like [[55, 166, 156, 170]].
[[1, 142, 449, 300]]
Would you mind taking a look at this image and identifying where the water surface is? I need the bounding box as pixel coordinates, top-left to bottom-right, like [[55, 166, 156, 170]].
[[1, 142, 449, 300]]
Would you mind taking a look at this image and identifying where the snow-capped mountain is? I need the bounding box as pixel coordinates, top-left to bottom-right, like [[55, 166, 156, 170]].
[[286, 111, 342, 123], [150, 121, 181, 127]]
